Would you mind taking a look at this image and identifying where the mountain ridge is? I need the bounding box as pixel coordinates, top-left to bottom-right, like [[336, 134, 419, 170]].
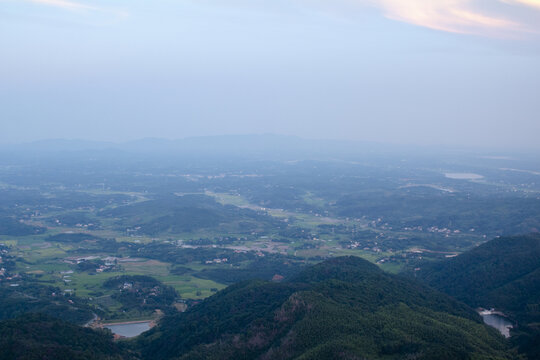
[[137, 256, 513, 360]]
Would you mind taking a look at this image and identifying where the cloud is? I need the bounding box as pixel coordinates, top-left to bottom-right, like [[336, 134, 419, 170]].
[[367, 0, 540, 37], [21, 0, 129, 22], [506, 0, 540, 9], [27, 0, 97, 11]]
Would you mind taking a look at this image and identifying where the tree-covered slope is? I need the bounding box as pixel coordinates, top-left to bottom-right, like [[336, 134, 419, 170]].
[[413, 234, 540, 360], [0, 216, 45, 236], [0, 313, 134, 360], [137, 256, 513, 360], [99, 194, 281, 235], [0, 284, 95, 325], [415, 234, 540, 322]]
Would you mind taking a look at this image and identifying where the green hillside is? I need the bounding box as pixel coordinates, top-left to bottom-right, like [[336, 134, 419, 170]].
[[99, 194, 280, 235], [415, 234, 540, 323], [0, 313, 135, 360], [0, 284, 95, 325], [137, 256, 513, 360], [414, 234, 540, 360]]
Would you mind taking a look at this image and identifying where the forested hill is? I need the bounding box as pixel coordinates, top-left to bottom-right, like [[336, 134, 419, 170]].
[[414, 234, 540, 360], [0, 313, 135, 360], [415, 234, 540, 322], [136, 256, 513, 360]]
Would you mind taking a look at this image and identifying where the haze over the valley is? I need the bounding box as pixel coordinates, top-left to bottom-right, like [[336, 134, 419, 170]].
[[2, 3, 540, 358], [2, 0, 540, 150]]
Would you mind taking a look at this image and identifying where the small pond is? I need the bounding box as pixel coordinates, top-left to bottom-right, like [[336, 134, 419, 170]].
[[480, 313, 513, 338], [104, 321, 152, 338]]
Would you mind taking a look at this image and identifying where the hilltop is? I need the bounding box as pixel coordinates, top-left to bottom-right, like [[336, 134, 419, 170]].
[[137, 256, 513, 360]]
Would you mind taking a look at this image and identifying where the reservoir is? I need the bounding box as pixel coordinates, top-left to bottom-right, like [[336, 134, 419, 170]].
[[445, 172, 484, 180], [480, 313, 513, 338], [104, 321, 152, 338]]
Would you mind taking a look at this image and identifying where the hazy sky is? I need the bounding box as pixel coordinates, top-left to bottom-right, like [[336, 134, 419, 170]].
[[1, 0, 540, 149]]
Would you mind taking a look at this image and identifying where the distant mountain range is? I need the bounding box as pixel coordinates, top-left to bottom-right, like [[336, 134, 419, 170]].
[[0, 135, 491, 160]]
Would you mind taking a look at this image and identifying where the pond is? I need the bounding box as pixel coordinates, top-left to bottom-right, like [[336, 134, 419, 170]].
[[104, 321, 152, 338], [479, 313, 513, 338], [444, 172, 484, 180]]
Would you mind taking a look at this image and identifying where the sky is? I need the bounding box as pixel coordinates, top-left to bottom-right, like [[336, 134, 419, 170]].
[[1, 0, 540, 149]]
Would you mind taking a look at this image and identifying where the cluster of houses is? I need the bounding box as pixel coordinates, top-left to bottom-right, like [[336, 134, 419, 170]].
[[344, 241, 382, 253], [120, 282, 161, 304], [0, 246, 14, 280], [0, 249, 5, 278], [205, 258, 229, 264], [427, 226, 461, 235], [75, 222, 96, 229], [64, 255, 120, 273], [0, 273, 21, 284], [65, 255, 119, 265]]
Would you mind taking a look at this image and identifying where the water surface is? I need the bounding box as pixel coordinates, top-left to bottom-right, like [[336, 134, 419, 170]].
[[105, 321, 151, 338], [480, 314, 513, 338], [445, 173, 483, 180]]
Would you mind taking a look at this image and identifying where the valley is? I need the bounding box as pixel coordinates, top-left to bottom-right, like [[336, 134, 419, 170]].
[[0, 141, 539, 358]]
